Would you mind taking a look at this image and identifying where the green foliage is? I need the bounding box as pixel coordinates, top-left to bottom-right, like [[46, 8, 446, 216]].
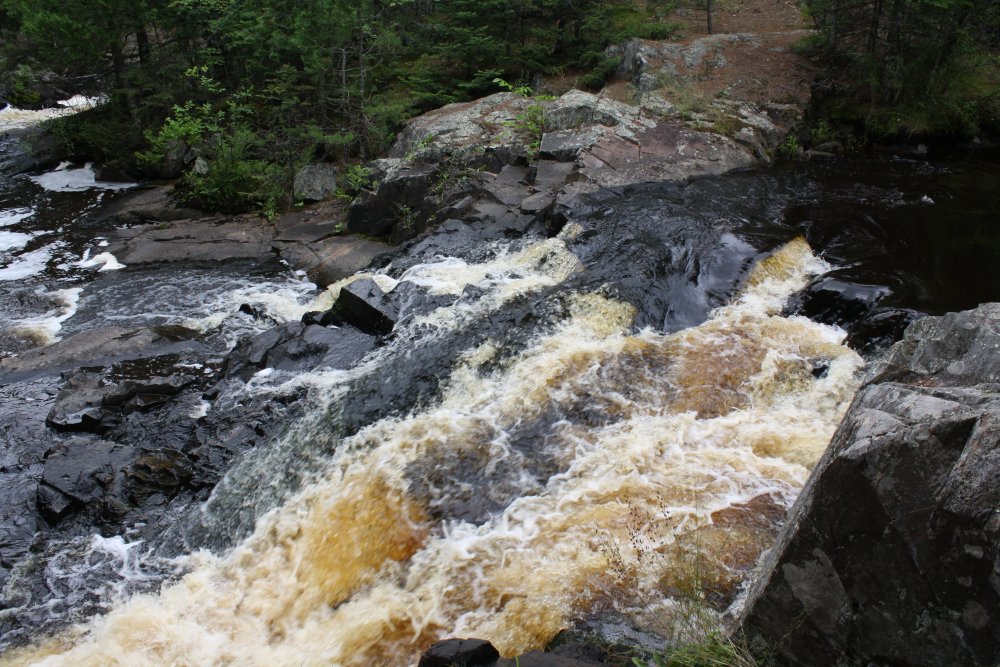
[[1, 0, 693, 213], [510, 103, 547, 161], [778, 134, 802, 158], [4, 63, 41, 106], [493, 77, 534, 97], [338, 163, 374, 200], [802, 0, 1000, 137], [178, 127, 284, 215], [136, 102, 222, 170], [636, 632, 759, 667]]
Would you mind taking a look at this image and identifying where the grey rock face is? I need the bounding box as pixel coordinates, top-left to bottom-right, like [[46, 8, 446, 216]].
[[293, 163, 338, 202], [741, 303, 1000, 666]]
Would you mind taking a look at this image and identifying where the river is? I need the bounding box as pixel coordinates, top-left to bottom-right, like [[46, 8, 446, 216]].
[[1, 109, 998, 665]]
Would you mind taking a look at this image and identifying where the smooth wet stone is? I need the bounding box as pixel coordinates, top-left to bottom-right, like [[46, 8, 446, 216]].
[[108, 218, 275, 264], [784, 273, 892, 328], [0, 326, 204, 384], [276, 235, 391, 288], [331, 278, 397, 336], [418, 638, 499, 667], [46, 371, 196, 433], [742, 303, 1000, 667], [46, 373, 112, 431], [40, 437, 135, 506], [223, 321, 376, 380]]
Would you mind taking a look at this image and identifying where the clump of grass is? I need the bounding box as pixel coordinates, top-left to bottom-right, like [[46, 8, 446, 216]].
[[638, 631, 759, 667]]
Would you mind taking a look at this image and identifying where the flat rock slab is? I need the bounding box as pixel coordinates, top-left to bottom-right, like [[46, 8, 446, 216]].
[[273, 211, 342, 244], [0, 325, 204, 383], [275, 235, 390, 287], [107, 218, 275, 264], [90, 185, 203, 226], [579, 122, 756, 188]]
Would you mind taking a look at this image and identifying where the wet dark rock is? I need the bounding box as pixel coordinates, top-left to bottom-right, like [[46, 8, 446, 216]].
[[0, 326, 204, 384], [275, 235, 391, 288], [347, 163, 438, 238], [46, 373, 110, 431], [107, 218, 275, 264], [92, 165, 136, 183], [88, 185, 203, 226], [387, 281, 458, 325], [35, 484, 74, 522], [844, 307, 924, 356], [40, 437, 136, 509], [124, 449, 193, 503], [742, 303, 1000, 667], [330, 278, 397, 336], [238, 302, 278, 324], [223, 321, 376, 380], [0, 127, 61, 174], [46, 372, 195, 433], [546, 616, 667, 665], [784, 273, 891, 329], [418, 638, 499, 667]]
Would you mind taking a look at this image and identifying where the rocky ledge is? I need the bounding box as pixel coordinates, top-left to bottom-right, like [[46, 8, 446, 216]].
[[742, 303, 1000, 666], [347, 78, 805, 244]]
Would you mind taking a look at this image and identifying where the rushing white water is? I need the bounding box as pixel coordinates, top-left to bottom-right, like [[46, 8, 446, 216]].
[[0, 230, 34, 252], [0, 97, 103, 132], [0, 209, 34, 228], [28, 164, 136, 192], [0, 107, 76, 132], [0, 243, 60, 281], [1, 236, 863, 667], [3, 287, 82, 345]]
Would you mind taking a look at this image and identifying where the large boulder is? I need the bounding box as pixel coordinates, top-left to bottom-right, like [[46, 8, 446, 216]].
[[741, 303, 1000, 666], [293, 163, 338, 202]]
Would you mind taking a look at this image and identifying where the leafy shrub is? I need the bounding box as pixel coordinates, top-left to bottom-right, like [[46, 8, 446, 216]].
[[136, 101, 222, 172], [177, 127, 283, 215], [578, 56, 623, 91]]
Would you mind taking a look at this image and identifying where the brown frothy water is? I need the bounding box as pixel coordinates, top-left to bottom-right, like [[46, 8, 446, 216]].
[[4, 237, 863, 666]]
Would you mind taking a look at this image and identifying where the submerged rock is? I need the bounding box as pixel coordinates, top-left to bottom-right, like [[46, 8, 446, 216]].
[[418, 639, 499, 667], [742, 303, 1000, 666]]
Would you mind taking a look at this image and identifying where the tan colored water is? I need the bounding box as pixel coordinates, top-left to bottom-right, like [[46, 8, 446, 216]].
[[3, 237, 862, 666]]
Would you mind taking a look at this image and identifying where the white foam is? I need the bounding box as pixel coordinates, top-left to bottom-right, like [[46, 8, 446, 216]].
[[5, 286, 82, 344], [0, 105, 75, 131], [0, 244, 54, 281], [57, 95, 107, 110], [0, 230, 34, 252], [77, 251, 126, 272], [0, 208, 33, 227], [29, 163, 137, 192], [188, 401, 212, 419]]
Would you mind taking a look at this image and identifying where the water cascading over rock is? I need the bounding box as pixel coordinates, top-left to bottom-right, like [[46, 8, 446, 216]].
[[0, 237, 863, 666]]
